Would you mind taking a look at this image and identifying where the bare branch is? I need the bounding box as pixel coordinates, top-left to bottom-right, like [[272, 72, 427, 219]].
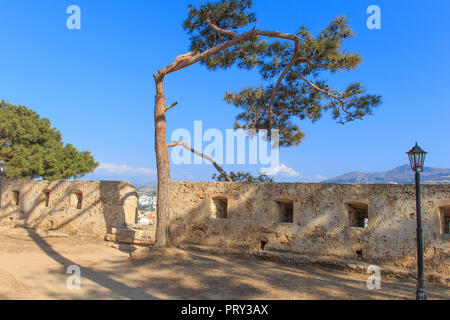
[[154, 28, 303, 133], [292, 70, 343, 103], [291, 70, 362, 121], [167, 141, 232, 182], [165, 102, 178, 112], [154, 29, 302, 82], [206, 13, 238, 39]]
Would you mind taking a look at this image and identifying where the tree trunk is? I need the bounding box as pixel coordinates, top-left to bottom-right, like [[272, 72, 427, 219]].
[[151, 27, 303, 249], [154, 76, 171, 248]]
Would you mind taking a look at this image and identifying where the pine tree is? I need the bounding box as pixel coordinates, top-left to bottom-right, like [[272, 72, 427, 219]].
[[0, 100, 98, 180], [153, 0, 382, 247], [213, 171, 273, 182]]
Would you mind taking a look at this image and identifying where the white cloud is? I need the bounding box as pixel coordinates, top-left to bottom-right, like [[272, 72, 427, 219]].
[[96, 163, 156, 175], [260, 164, 300, 177], [313, 174, 327, 181]]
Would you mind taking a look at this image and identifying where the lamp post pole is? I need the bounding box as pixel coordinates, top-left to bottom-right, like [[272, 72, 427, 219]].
[[0, 160, 6, 209], [0, 176, 2, 208], [414, 171, 426, 300], [407, 142, 427, 301]]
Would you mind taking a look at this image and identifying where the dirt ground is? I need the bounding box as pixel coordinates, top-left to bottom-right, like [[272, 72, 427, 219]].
[[0, 226, 448, 300]]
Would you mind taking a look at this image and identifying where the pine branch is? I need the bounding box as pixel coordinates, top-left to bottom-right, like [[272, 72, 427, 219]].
[[167, 141, 232, 182], [206, 12, 238, 39], [291, 70, 363, 121]]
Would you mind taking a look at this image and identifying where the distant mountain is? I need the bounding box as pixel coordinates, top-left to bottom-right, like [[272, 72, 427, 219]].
[[323, 165, 450, 184], [134, 182, 157, 197], [134, 182, 157, 189]]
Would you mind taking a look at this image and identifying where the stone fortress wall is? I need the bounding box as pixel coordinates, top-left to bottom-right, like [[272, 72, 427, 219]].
[[168, 182, 450, 274], [1, 179, 449, 276], [0, 180, 138, 238]]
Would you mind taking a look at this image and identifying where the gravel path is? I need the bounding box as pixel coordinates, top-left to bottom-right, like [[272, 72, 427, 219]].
[[0, 226, 448, 300]]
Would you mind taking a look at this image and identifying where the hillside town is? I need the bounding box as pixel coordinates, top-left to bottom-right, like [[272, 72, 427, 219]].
[[137, 189, 157, 225]]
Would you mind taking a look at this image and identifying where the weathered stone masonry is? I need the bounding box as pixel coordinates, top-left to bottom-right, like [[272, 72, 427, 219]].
[[0, 180, 138, 238], [168, 182, 450, 274], [0, 180, 449, 276]]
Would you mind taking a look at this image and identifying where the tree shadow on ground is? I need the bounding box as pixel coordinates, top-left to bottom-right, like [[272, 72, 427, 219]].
[[127, 182, 449, 300], [1, 181, 449, 300], [0, 180, 155, 300], [123, 246, 450, 300], [25, 227, 157, 300]]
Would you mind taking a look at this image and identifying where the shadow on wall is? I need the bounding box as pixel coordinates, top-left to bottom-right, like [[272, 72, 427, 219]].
[[167, 182, 450, 273], [0, 180, 449, 299], [99, 181, 139, 234], [168, 183, 341, 253], [0, 180, 156, 299], [0, 180, 138, 238]]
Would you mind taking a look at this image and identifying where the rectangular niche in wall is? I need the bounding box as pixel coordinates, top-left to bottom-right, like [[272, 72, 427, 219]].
[[276, 200, 294, 223], [13, 190, 20, 206], [72, 191, 83, 210], [43, 190, 50, 208], [346, 202, 368, 228], [440, 206, 450, 235], [212, 197, 227, 219]]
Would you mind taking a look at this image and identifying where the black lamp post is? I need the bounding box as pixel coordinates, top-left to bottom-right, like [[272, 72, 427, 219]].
[[406, 142, 427, 300], [0, 160, 6, 209]]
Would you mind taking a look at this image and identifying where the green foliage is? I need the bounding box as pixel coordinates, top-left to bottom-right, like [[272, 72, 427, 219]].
[[183, 0, 267, 70], [0, 100, 98, 180], [212, 171, 273, 182], [224, 85, 305, 147], [183, 1, 382, 147]]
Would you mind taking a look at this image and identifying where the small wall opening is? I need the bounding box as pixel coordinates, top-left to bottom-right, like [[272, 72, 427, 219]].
[[260, 241, 268, 251], [43, 190, 50, 208], [73, 192, 83, 210], [346, 202, 368, 228], [356, 250, 363, 261], [212, 197, 227, 219], [13, 190, 20, 206], [276, 200, 293, 223], [440, 206, 450, 235]]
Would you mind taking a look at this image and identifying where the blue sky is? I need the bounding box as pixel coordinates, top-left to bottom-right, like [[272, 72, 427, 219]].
[[1, 0, 449, 183]]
